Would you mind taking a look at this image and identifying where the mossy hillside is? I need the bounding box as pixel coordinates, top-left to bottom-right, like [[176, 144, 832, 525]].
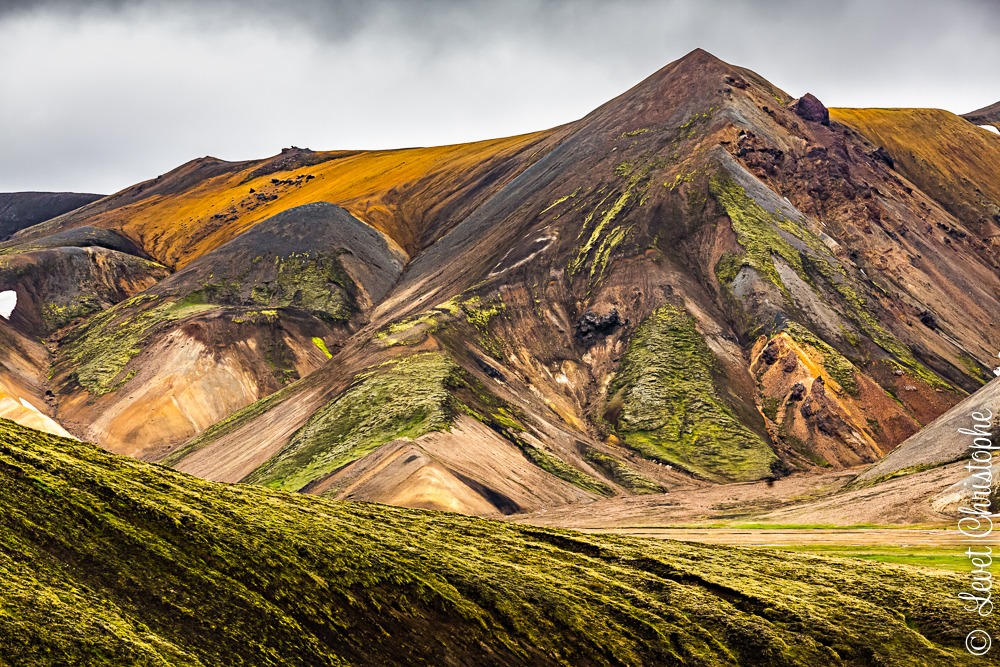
[[375, 295, 507, 358], [271, 251, 353, 323], [608, 305, 777, 482], [244, 351, 612, 497], [567, 172, 646, 285], [0, 418, 987, 666], [374, 298, 463, 347], [197, 250, 354, 324], [709, 174, 805, 296], [41, 296, 103, 331], [782, 321, 859, 396], [583, 447, 664, 494], [245, 352, 461, 492], [957, 352, 992, 385], [461, 294, 507, 357], [454, 384, 614, 498], [0, 246, 168, 334], [60, 293, 217, 396], [505, 432, 613, 498]]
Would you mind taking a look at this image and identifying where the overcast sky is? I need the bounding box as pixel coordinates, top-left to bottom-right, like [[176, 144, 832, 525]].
[[1, 0, 997, 194]]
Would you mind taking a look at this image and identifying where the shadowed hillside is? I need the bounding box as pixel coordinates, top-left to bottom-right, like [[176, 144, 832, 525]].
[[0, 191, 103, 240], [0, 418, 990, 666]]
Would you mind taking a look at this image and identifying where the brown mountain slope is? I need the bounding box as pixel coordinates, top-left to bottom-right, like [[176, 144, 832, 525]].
[[48, 203, 406, 458], [159, 49, 999, 516], [9, 133, 560, 269], [523, 376, 1000, 530], [963, 99, 1000, 128]]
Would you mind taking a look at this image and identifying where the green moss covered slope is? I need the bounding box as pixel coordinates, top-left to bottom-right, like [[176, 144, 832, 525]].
[[0, 418, 985, 666], [245, 352, 461, 491], [608, 305, 777, 482]]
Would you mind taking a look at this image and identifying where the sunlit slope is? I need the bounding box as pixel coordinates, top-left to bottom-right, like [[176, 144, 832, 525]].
[[831, 107, 1000, 238], [0, 417, 989, 666], [12, 132, 556, 269]]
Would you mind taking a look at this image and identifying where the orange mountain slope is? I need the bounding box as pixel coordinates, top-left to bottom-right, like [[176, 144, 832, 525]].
[[830, 107, 1000, 242], [11, 131, 559, 269]]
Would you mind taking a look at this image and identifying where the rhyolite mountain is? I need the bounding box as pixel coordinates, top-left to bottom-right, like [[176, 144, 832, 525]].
[[1, 49, 998, 517]]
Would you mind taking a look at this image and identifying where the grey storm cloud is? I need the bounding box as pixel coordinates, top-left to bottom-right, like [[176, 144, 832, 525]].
[[1, 0, 997, 193]]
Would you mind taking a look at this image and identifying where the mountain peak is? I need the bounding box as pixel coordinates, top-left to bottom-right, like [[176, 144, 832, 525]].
[[574, 47, 787, 137], [675, 47, 727, 66]]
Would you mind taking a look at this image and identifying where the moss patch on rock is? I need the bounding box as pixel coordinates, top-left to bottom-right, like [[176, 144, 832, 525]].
[[269, 251, 353, 322], [60, 294, 216, 396], [245, 351, 612, 498], [783, 322, 860, 396], [583, 447, 664, 494], [246, 352, 461, 491], [608, 305, 777, 482], [710, 174, 804, 294], [711, 172, 952, 392]]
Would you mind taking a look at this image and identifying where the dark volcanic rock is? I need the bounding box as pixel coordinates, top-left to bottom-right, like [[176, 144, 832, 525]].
[[782, 354, 798, 373], [761, 340, 780, 365], [574, 308, 622, 345], [869, 146, 895, 169], [789, 382, 806, 401], [790, 93, 830, 125], [919, 310, 939, 329]]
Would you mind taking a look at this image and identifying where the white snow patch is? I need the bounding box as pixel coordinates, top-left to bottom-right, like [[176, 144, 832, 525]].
[[980, 125, 1000, 135], [0, 290, 15, 319]]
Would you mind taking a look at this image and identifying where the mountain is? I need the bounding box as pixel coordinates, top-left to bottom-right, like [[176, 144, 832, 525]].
[[963, 100, 1000, 129], [1, 49, 998, 519], [0, 191, 103, 240], [0, 417, 988, 666]]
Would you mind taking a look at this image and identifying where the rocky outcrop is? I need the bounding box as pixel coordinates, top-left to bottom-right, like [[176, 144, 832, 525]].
[[790, 93, 830, 125]]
